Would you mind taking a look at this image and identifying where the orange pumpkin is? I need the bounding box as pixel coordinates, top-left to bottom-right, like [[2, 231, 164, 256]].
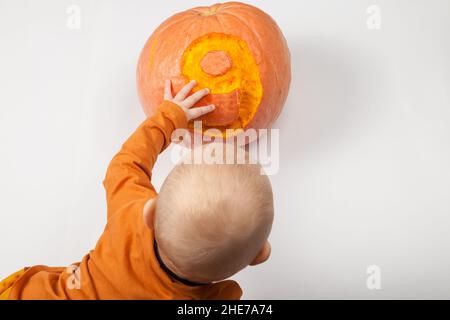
[[137, 2, 291, 138]]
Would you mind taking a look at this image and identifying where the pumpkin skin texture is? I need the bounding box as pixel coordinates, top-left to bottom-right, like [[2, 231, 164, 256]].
[[137, 2, 291, 137]]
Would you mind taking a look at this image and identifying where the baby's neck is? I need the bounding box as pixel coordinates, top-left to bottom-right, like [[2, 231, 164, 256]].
[[153, 240, 207, 287]]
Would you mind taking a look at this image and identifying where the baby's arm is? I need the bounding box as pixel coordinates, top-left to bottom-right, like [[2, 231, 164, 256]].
[[103, 80, 214, 219]]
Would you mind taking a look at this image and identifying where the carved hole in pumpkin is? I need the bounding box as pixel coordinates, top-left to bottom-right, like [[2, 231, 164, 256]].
[[181, 32, 263, 135]]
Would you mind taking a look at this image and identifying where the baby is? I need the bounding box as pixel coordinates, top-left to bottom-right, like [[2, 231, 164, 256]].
[[0, 80, 274, 300]]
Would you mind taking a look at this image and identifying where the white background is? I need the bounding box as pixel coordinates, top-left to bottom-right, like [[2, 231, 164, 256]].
[[1, 0, 450, 299]]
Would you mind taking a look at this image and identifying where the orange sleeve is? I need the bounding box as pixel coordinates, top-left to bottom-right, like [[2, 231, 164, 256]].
[[103, 100, 187, 219]]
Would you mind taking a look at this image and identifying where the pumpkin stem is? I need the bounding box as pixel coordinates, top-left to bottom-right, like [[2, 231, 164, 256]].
[[199, 7, 219, 16]]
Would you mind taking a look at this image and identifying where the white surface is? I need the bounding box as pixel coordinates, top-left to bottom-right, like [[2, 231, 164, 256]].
[[1, 0, 450, 299]]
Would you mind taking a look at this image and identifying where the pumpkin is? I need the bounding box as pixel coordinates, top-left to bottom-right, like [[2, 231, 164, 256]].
[[137, 1, 291, 138]]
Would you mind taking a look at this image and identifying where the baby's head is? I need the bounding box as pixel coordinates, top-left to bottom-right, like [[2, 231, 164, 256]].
[[145, 146, 273, 284]]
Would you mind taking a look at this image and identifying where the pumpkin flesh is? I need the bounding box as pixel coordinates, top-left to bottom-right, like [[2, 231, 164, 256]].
[[180, 32, 263, 133]]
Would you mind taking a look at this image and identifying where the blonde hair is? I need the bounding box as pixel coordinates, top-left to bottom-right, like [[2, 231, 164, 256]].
[[155, 146, 273, 283]]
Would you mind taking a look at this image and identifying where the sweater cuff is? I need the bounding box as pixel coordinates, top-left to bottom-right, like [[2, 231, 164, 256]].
[[158, 100, 188, 129]]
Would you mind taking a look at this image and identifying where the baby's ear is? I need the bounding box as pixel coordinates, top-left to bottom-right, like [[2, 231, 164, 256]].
[[143, 197, 157, 229], [250, 241, 271, 266]]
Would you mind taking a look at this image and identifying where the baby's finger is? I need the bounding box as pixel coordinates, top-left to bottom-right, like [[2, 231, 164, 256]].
[[174, 80, 197, 101], [181, 88, 210, 109], [164, 80, 173, 100], [187, 105, 215, 121]]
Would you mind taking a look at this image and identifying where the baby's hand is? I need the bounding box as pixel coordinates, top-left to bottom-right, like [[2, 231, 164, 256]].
[[164, 79, 215, 121]]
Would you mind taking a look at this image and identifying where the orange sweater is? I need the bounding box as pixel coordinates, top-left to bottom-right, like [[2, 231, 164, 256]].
[[8, 101, 242, 300]]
